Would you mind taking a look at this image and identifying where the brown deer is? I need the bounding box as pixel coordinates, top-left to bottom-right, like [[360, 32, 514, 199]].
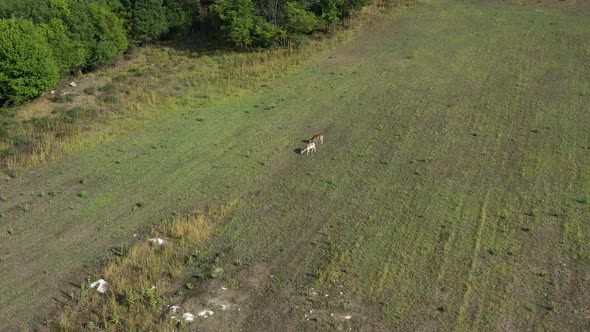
[[310, 133, 324, 144]]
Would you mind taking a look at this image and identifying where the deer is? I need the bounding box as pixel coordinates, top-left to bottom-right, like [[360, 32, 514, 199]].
[[310, 133, 324, 144], [301, 142, 316, 155]]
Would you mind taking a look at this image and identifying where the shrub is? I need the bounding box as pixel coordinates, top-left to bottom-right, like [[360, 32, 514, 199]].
[[312, 0, 344, 27], [39, 18, 88, 74], [32, 117, 58, 130], [12, 135, 34, 152], [87, 3, 128, 66], [165, 0, 198, 33], [124, 0, 170, 45], [102, 95, 119, 104], [0, 18, 60, 105], [252, 16, 284, 47], [84, 86, 97, 95], [99, 83, 117, 93], [52, 94, 75, 103], [285, 2, 319, 35], [213, 0, 257, 47]]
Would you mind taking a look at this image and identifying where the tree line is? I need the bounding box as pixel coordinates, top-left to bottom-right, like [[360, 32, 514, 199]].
[[0, 0, 372, 106]]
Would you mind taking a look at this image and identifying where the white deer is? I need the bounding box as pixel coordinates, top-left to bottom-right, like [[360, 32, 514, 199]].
[[301, 142, 316, 155]]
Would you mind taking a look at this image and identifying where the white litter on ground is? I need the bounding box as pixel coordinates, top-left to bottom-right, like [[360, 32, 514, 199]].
[[149, 238, 166, 245], [183, 312, 195, 322], [69, 82, 77, 87], [169, 305, 180, 313], [90, 279, 108, 293], [344, 315, 352, 320], [220, 286, 228, 291], [198, 310, 214, 318]]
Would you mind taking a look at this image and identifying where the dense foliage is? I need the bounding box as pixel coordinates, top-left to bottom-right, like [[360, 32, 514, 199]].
[[0, 0, 375, 105], [0, 18, 60, 105]]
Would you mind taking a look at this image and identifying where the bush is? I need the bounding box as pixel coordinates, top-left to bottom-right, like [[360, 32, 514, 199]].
[[32, 117, 58, 130], [312, 0, 344, 27], [164, 0, 198, 33], [252, 16, 284, 47], [39, 18, 88, 74], [123, 0, 170, 45], [87, 3, 128, 66], [285, 2, 319, 35], [213, 0, 284, 47], [0, 18, 60, 105], [213, 0, 257, 47]]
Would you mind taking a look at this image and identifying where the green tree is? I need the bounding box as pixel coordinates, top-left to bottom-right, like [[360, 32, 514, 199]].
[[164, 0, 198, 33], [121, 0, 169, 45], [312, 0, 343, 27], [87, 3, 128, 66], [39, 18, 88, 73], [284, 2, 318, 35], [252, 15, 284, 47], [0, 18, 59, 105], [340, 0, 371, 18], [212, 0, 256, 47]]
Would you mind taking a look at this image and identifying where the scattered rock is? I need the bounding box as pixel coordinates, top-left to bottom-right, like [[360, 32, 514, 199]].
[[198, 310, 214, 318], [90, 279, 108, 293], [149, 238, 166, 245], [183, 312, 195, 322]]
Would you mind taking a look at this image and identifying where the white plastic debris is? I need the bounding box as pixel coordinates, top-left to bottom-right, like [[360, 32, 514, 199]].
[[344, 315, 352, 320], [198, 310, 214, 318], [149, 238, 166, 245], [220, 286, 228, 291], [183, 312, 195, 322], [169, 305, 180, 313], [50, 90, 56, 94], [69, 82, 77, 87], [90, 279, 108, 293]]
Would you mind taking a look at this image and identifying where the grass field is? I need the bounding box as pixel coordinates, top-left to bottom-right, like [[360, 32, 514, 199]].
[[0, 0, 589, 330]]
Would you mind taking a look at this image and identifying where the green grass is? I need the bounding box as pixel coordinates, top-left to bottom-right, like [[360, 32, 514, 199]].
[[0, 0, 588, 330]]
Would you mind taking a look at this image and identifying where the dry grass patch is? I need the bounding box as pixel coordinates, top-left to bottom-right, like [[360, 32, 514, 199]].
[[54, 201, 235, 331]]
